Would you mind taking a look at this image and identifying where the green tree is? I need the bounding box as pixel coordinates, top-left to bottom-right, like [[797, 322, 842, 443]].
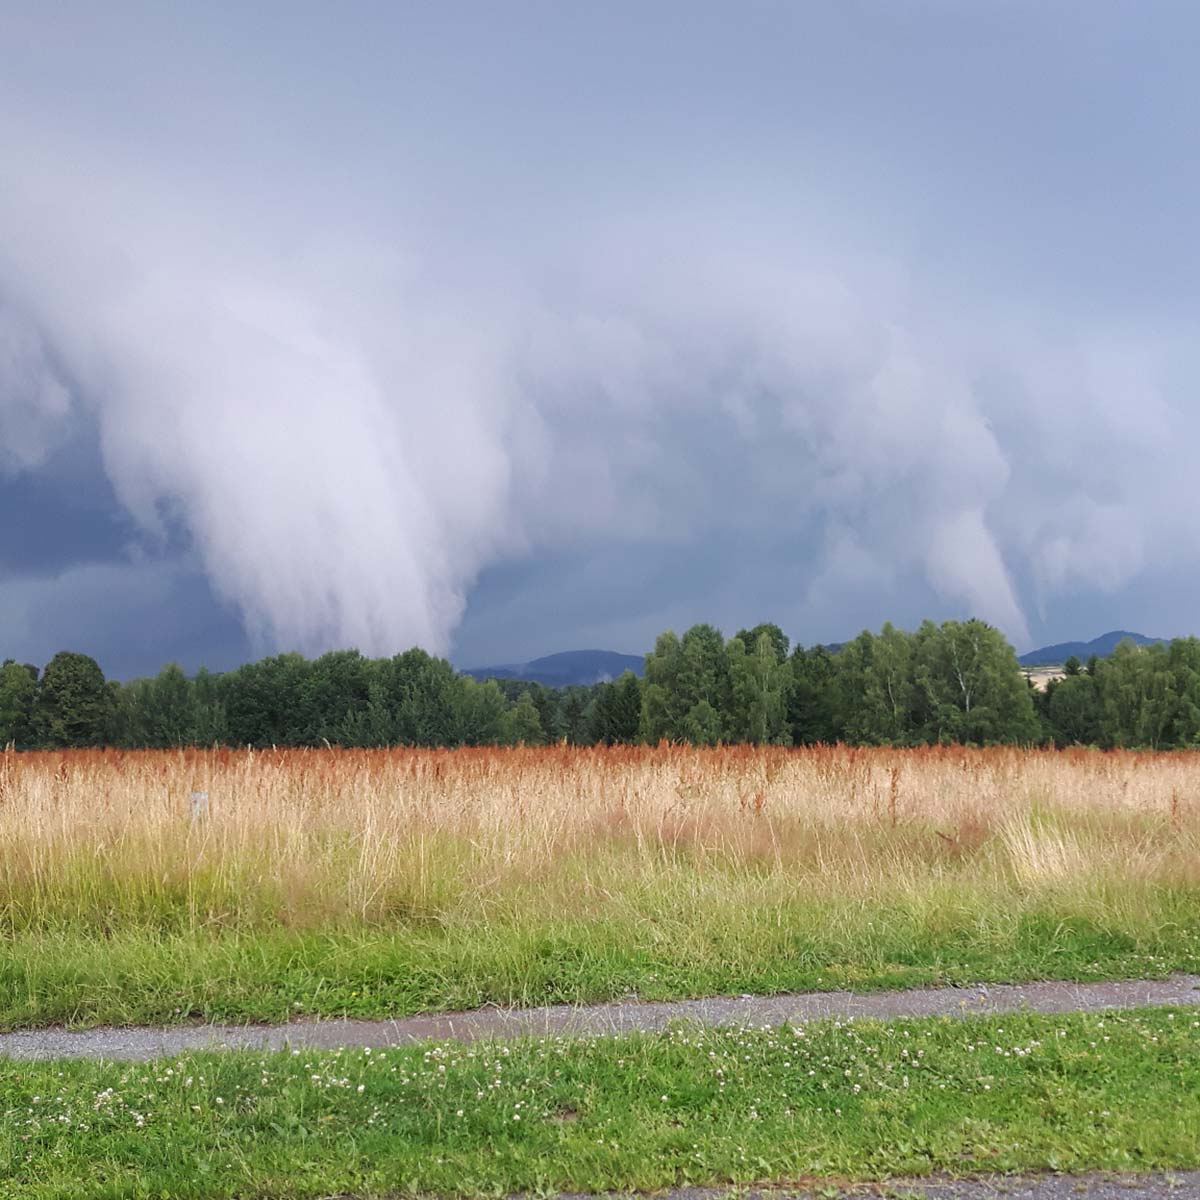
[[0, 660, 37, 748], [381, 649, 477, 745], [1041, 673, 1103, 746], [146, 663, 196, 747], [639, 631, 685, 742], [869, 622, 918, 743], [561, 689, 587, 744], [680, 699, 722, 745], [586, 681, 616, 744], [499, 690, 545, 745], [1165, 637, 1200, 746], [448, 677, 508, 746], [107, 677, 151, 747], [833, 624, 916, 744], [610, 670, 643, 743], [335, 676, 396, 747], [911, 619, 1039, 745], [221, 653, 312, 746], [34, 651, 114, 747], [679, 624, 732, 725], [190, 667, 230, 745], [590, 671, 642, 744], [525, 683, 560, 743], [727, 631, 793, 744], [787, 645, 839, 743], [1095, 639, 1178, 749], [641, 624, 732, 744], [301, 650, 373, 744], [734, 623, 789, 665]]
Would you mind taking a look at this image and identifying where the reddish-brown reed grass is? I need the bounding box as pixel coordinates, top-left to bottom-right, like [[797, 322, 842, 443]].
[[0, 743, 1197, 933]]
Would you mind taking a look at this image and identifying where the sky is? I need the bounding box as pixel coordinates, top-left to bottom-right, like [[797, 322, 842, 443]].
[[2, 1, 1199, 679]]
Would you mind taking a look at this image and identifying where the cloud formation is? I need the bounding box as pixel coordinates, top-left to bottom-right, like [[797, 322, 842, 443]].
[[0, 304, 73, 475], [2, 3, 1199, 670]]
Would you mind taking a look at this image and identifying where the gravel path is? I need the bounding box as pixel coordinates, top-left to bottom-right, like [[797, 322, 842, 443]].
[[630, 1173, 1200, 1197], [2, 974, 1198, 1061]]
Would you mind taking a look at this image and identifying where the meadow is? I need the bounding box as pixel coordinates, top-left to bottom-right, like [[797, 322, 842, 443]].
[[6, 1008, 1200, 1198], [1, 744, 1199, 1029]]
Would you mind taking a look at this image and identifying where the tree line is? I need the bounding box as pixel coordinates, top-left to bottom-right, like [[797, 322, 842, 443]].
[[2, 620, 1199, 751]]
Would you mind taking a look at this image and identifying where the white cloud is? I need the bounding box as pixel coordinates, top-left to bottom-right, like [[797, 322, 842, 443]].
[[0, 305, 72, 475], [2, 5, 1199, 663]]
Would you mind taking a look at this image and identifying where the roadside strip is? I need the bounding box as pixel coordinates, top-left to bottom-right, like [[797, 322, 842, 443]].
[[3, 974, 1198, 1061]]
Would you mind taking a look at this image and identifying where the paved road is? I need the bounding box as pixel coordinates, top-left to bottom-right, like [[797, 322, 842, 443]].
[[2, 974, 1198, 1061], [639, 1174, 1200, 1197]]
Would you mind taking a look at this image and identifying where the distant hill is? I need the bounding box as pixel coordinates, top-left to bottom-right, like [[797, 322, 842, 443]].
[[465, 649, 643, 687], [1019, 630, 1167, 667], [467, 633, 1171, 681]]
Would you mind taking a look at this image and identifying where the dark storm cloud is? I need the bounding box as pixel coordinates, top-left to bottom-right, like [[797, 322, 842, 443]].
[[0, 418, 130, 574], [0, 558, 251, 680], [2, 1, 1200, 676]]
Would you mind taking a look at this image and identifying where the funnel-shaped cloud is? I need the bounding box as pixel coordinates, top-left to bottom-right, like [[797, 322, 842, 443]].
[[2, 3, 1200, 671]]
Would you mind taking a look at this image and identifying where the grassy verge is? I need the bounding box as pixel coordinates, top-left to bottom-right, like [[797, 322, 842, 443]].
[[4, 1008, 1200, 1198], [5, 745, 1200, 1029], [4, 892, 1200, 1030]]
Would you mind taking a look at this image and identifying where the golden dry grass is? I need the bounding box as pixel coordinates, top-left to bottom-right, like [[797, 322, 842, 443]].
[[2, 743, 1197, 935], [3, 744, 1200, 1028]]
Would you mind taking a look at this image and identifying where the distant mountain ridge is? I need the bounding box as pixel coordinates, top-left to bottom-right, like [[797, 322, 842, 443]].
[[467, 632, 1171, 683], [1019, 630, 1167, 667], [464, 649, 643, 687]]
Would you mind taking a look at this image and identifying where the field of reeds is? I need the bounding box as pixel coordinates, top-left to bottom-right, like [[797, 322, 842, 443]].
[[2, 743, 1199, 1029]]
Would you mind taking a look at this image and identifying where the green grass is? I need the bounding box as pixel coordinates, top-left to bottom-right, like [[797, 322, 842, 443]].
[[7, 743, 1200, 1030], [4, 888, 1200, 1030], [4, 1008, 1199, 1198]]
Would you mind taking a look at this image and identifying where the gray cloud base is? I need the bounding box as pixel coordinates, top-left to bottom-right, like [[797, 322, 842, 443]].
[[1, 2, 1197, 676]]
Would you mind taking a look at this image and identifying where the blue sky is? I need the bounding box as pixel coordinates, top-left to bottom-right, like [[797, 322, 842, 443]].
[[2, 2, 1198, 678]]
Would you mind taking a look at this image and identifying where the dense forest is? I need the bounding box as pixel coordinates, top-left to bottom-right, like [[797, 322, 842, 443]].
[[2, 620, 1199, 751]]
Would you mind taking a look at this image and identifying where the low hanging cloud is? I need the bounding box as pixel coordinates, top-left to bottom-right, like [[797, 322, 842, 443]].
[[2, 149, 526, 656], [1, 158, 1194, 658], [0, 199, 1023, 652], [0, 303, 73, 476], [2, 5, 1199, 665]]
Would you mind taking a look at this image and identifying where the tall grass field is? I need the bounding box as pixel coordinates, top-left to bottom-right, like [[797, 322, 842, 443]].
[[2, 744, 1198, 1028]]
